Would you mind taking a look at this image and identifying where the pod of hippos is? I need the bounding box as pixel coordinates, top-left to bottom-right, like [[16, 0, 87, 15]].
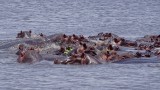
[[12, 30, 160, 64]]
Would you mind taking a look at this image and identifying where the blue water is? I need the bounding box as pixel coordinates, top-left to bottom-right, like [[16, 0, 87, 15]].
[[0, 0, 160, 90]]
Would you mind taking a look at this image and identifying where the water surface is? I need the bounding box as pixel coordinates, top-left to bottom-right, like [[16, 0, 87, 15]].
[[0, 0, 160, 90]]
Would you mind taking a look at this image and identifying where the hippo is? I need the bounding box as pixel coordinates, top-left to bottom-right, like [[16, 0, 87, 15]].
[[17, 50, 42, 63], [16, 30, 32, 38], [136, 34, 160, 43], [52, 54, 102, 65]]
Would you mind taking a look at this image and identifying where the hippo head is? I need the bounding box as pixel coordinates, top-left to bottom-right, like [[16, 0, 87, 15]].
[[17, 50, 42, 63]]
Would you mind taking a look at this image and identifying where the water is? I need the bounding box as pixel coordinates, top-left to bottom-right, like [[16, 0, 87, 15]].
[[0, 0, 160, 90]]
